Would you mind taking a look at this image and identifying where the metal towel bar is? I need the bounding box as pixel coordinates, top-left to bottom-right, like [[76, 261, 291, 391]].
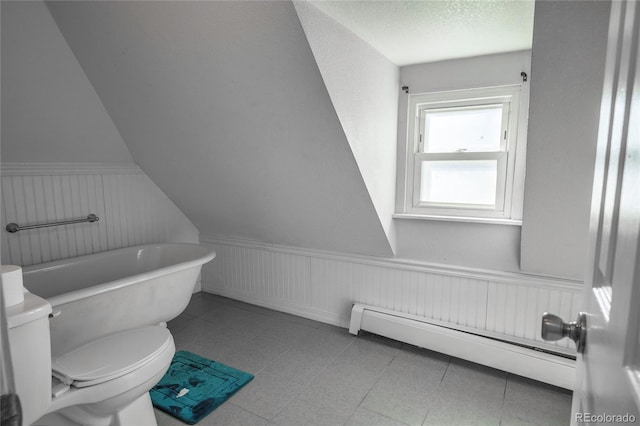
[[5, 214, 99, 233]]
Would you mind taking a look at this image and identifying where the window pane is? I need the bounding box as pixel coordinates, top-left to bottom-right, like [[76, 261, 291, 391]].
[[423, 106, 503, 153], [420, 160, 497, 206]]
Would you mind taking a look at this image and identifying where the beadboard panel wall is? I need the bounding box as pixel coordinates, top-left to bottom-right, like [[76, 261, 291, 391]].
[[201, 236, 583, 354], [1, 164, 198, 266]]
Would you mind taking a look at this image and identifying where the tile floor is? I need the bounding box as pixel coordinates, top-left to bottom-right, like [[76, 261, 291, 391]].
[[155, 292, 572, 426]]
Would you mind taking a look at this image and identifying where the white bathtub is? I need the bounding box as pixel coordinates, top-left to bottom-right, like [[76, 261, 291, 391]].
[[22, 243, 215, 357]]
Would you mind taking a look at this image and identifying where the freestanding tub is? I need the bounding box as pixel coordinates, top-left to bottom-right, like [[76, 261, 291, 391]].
[[22, 243, 215, 358]]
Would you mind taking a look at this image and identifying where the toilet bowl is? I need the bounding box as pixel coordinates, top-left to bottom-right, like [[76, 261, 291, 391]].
[[7, 292, 175, 426], [42, 326, 175, 426]]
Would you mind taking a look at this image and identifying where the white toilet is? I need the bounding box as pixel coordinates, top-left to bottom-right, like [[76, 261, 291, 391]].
[[6, 291, 175, 426]]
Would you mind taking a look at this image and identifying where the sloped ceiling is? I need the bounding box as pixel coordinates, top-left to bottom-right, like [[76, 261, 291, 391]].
[[46, 1, 394, 257], [294, 2, 399, 250], [1, 1, 133, 163]]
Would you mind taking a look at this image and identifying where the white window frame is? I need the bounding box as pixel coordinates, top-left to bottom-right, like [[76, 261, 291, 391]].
[[399, 85, 526, 224]]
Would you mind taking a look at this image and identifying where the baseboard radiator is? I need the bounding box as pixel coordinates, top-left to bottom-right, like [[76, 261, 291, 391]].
[[349, 303, 575, 390]]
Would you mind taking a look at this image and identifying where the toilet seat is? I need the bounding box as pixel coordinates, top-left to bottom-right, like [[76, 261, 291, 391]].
[[52, 326, 173, 388]]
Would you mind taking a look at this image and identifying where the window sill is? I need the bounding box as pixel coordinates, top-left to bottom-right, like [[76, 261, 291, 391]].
[[393, 213, 522, 226]]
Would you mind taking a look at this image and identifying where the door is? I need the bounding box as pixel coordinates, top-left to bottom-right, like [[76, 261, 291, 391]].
[[572, 0, 640, 424]]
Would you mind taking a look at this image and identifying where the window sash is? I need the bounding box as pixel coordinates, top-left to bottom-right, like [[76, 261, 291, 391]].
[[412, 152, 508, 212], [417, 103, 510, 154]]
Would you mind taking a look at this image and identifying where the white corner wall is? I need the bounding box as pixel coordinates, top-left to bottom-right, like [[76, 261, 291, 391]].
[[520, 0, 610, 280], [294, 2, 399, 250], [0, 1, 133, 164], [394, 51, 531, 272]]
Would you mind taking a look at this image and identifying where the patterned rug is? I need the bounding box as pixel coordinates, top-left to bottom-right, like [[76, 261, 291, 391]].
[[150, 350, 254, 424]]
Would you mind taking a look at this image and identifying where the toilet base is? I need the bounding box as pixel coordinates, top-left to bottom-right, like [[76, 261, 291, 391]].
[[34, 393, 157, 426], [114, 392, 156, 426]]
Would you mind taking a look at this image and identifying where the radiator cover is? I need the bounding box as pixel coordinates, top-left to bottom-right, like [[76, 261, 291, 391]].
[[349, 303, 575, 390]]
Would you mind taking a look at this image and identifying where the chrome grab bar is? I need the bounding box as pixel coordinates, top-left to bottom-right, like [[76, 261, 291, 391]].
[[5, 214, 99, 233]]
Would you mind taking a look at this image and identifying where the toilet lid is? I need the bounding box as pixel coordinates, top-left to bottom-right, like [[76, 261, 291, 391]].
[[52, 326, 173, 388]]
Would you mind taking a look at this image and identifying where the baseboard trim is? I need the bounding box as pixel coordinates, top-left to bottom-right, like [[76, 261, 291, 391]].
[[202, 287, 350, 328]]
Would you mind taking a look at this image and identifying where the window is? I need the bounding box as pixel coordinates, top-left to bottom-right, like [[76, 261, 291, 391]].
[[399, 85, 526, 224]]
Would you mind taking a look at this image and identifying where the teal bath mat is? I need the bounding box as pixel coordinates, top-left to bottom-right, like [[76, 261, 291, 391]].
[[150, 351, 254, 424]]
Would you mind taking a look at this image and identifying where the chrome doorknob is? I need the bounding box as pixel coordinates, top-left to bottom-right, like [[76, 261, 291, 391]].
[[541, 312, 587, 353]]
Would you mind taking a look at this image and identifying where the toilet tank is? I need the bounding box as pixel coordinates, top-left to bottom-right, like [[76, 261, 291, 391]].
[[6, 292, 52, 426]]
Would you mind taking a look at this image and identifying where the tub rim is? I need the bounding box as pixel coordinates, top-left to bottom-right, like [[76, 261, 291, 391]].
[[22, 243, 216, 307]]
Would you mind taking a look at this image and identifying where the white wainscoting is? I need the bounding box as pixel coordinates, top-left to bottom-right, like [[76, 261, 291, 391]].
[[1, 163, 198, 267], [201, 235, 583, 355]]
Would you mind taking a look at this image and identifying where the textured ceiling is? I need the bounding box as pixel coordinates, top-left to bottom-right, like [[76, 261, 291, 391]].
[[305, 0, 535, 66]]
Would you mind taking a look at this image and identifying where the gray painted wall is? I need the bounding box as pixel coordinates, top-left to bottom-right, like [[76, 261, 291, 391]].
[[520, 0, 610, 280], [394, 51, 530, 272], [1, 1, 133, 163], [294, 2, 399, 251], [46, 1, 393, 257], [3, 1, 611, 280]]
